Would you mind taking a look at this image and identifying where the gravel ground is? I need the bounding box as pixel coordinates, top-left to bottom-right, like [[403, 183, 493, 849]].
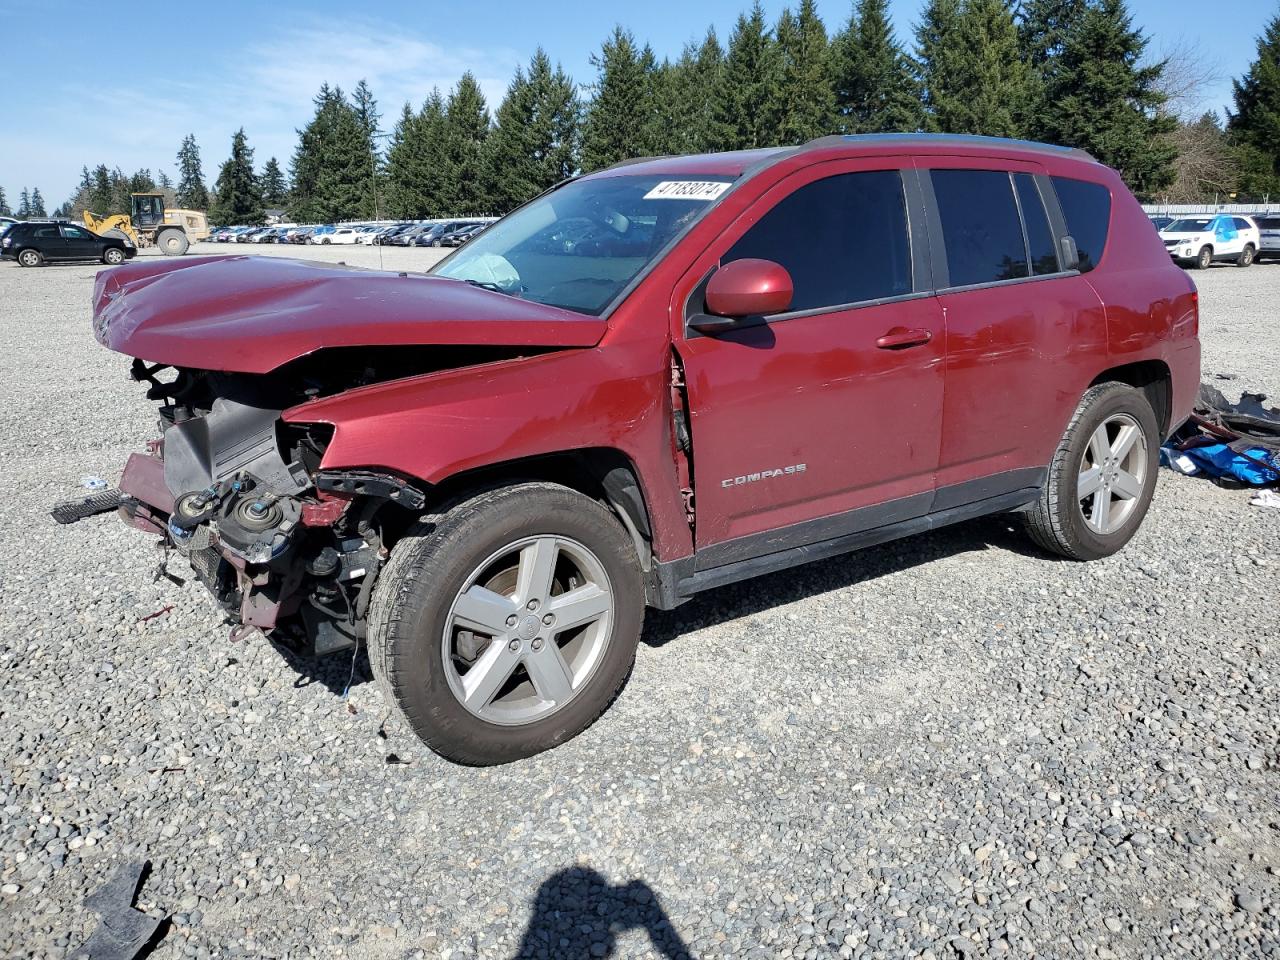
[[0, 247, 1277, 960]]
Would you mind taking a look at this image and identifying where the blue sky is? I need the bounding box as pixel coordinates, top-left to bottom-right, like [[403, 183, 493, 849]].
[[0, 0, 1271, 208]]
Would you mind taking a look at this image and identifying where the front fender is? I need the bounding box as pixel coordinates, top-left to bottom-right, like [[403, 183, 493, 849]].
[[281, 344, 694, 561]]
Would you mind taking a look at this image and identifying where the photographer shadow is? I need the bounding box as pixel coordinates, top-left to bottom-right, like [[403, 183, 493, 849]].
[[512, 867, 692, 959]]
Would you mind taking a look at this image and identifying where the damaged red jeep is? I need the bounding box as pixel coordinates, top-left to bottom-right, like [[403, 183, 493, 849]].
[[66, 135, 1199, 764]]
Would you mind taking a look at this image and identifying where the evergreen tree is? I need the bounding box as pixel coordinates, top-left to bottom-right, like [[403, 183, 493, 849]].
[[175, 134, 210, 210], [259, 157, 288, 207], [1039, 0, 1174, 195], [582, 28, 657, 170], [110, 168, 135, 216], [487, 50, 581, 213], [17, 188, 30, 218], [385, 101, 430, 217], [775, 0, 836, 142], [1228, 13, 1280, 197], [1017, 0, 1089, 65], [711, 2, 784, 150], [832, 0, 922, 133], [289, 84, 342, 221], [157, 170, 173, 190], [128, 169, 156, 194], [914, 0, 964, 131], [442, 72, 493, 214], [84, 165, 114, 214], [315, 93, 379, 219], [921, 0, 1031, 137], [663, 29, 724, 155], [210, 128, 265, 225], [29, 188, 46, 217], [416, 91, 452, 215], [351, 79, 384, 214], [0, 187, 9, 217]]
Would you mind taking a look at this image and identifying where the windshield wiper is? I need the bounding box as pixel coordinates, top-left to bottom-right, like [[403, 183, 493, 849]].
[[461, 278, 518, 297]]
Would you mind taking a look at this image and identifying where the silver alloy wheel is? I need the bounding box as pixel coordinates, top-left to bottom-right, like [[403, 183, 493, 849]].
[[1078, 413, 1148, 535], [18, 249, 39, 267], [441, 535, 614, 726], [104, 248, 123, 264]]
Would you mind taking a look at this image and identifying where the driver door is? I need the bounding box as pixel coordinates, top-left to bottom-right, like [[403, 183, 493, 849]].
[[60, 224, 98, 259], [672, 159, 945, 565]]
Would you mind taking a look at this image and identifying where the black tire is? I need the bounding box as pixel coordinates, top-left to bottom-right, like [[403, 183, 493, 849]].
[[1021, 382, 1160, 561], [16, 248, 42, 267], [368, 482, 645, 765], [102, 247, 124, 265], [158, 230, 189, 256], [321, 237, 331, 245], [1192, 245, 1212, 269], [1237, 244, 1255, 267]]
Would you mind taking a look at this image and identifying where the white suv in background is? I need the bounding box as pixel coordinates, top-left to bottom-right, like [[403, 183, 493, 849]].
[[1158, 214, 1260, 269], [1251, 214, 1280, 261]]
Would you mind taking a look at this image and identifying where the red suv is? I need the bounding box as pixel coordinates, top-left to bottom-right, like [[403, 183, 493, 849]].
[[74, 134, 1199, 764]]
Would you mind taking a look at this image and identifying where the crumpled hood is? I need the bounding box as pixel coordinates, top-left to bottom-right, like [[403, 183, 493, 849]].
[[93, 255, 607, 373]]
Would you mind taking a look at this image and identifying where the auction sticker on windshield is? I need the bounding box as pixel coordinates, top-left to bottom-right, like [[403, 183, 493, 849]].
[[643, 181, 732, 201]]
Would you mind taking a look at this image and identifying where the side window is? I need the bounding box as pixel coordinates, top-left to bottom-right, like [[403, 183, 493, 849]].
[[1234, 217, 1252, 231], [930, 169, 1027, 286], [1051, 176, 1111, 273], [1013, 174, 1059, 275], [34, 226, 60, 239], [61, 226, 89, 239], [723, 170, 912, 312]]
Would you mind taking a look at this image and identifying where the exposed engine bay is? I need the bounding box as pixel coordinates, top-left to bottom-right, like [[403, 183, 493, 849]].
[[61, 345, 536, 655]]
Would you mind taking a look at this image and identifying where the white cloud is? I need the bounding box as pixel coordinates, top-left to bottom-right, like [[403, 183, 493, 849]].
[[9, 15, 522, 206]]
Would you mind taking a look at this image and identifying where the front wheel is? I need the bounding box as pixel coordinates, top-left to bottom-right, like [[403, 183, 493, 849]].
[[1237, 244, 1255, 267], [1021, 382, 1160, 560], [158, 230, 189, 256], [102, 247, 124, 265], [368, 482, 645, 765], [1192, 245, 1213, 269]]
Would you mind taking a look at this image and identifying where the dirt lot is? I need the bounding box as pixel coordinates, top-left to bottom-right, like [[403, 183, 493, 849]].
[[0, 247, 1276, 959]]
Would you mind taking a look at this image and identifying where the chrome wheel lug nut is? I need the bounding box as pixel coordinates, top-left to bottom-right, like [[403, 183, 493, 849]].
[[542, 613, 554, 625], [531, 638, 544, 652], [508, 639, 520, 652], [506, 615, 518, 627], [527, 599, 539, 611]]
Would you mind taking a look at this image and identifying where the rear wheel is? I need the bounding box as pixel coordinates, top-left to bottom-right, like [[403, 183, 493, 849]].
[[368, 482, 645, 765], [1193, 245, 1213, 269], [1237, 244, 1255, 267], [17, 248, 41, 267], [102, 247, 124, 265], [1022, 382, 1159, 560], [157, 230, 189, 256]]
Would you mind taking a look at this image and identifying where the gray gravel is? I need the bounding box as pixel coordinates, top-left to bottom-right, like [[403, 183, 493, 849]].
[[1, 247, 1277, 959]]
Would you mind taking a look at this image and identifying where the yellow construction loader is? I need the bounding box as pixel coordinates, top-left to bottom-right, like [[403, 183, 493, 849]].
[[83, 193, 210, 256]]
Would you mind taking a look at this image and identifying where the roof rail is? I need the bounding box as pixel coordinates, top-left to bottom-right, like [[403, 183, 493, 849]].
[[601, 155, 675, 171], [802, 132, 1096, 162]]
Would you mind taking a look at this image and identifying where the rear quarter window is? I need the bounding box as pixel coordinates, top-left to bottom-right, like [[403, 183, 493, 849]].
[[1051, 176, 1111, 273]]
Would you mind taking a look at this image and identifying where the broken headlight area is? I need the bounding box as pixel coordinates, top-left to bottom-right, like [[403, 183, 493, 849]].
[[70, 357, 430, 658]]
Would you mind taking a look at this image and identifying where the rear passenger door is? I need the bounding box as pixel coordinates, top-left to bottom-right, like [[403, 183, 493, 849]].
[[32, 225, 67, 260], [673, 159, 946, 560], [920, 159, 1109, 503]]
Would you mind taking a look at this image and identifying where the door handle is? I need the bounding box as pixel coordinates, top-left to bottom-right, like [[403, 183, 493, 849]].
[[875, 327, 932, 350]]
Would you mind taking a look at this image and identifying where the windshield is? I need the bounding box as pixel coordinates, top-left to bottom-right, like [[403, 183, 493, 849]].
[[1165, 218, 1213, 233], [432, 173, 736, 316]]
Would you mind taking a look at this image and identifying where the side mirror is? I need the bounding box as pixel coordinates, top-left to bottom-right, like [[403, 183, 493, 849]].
[[690, 259, 794, 333]]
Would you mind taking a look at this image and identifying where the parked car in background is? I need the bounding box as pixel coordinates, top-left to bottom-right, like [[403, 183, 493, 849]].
[[376, 223, 418, 245], [441, 223, 488, 247], [288, 228, 315, 244], [388, 224, 433, 246], [1158, 214, 1259, 269], [413, 220, 479, 247], [83, 134, 1198, 765], [1148, 215, 1173, 232], [0, 216, 19, 235], [324, 227, 362, 245], [3, 220, 136, 266], [1251, 214, 1280, 260], [309, 226, 337, 244]]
